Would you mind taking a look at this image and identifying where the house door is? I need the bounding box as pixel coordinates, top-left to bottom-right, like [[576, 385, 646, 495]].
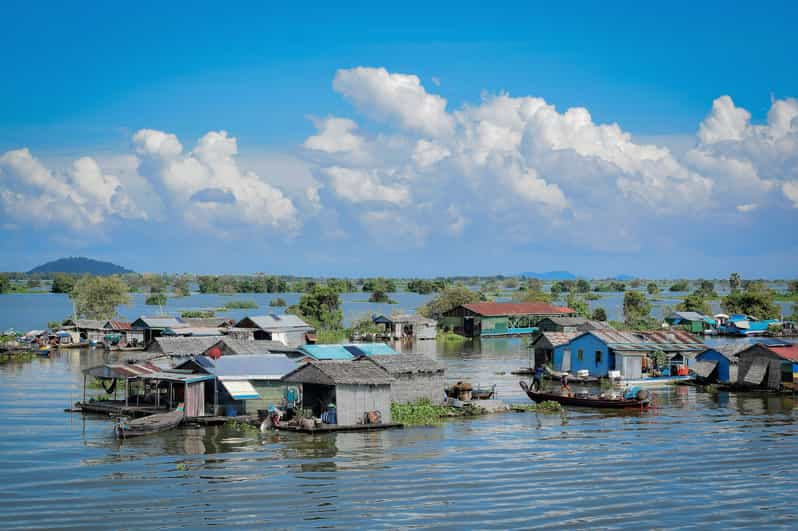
[[562, 350, 571, 371], [464, 317, 475, 337]]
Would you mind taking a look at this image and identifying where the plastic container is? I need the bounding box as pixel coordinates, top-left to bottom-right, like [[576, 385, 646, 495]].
[[608, 370, 621, 379], [225, 405, 238, 417], [577, 369, 589, 378]]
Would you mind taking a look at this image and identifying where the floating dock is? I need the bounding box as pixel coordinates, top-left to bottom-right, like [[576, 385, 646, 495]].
[[274, 423, 403, 434]]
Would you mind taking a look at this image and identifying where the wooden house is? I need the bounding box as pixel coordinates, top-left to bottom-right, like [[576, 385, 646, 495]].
[[372, 314, 438, 340], [176, 354, 300, 416], [282, 358, 394, 425], [737, 343, 798, 391], [103, 320, 145, 345], [664, 311, 716, 333], [368, 354, 445, 404], [441, 302, 576, 337], [233, 314, 315, 347], [553, 329, 706, 379], [131, 316, 188, 343]]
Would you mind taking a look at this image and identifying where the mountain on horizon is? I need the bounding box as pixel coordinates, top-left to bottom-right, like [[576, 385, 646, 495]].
[[28, 257, 133, 275], [520, 271, 577, 280]]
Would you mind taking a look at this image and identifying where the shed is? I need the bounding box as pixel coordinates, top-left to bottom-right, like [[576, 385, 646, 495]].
[[737, 343, 798, 390], [695, 342, 750, 383], [233, 314, 315, 346], [442, 302, 576, 337], [61, 319, 106, 342], [282, 359, 393, 425], [368, 354, 445, 404], [529, 331, 579, 367], [372, 314, 438, 340]]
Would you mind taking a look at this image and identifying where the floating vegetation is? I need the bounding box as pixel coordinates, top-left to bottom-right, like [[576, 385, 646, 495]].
[[0, 350, 36, 364], [225, 419, 259, 433], [180, 310, 216, 318], [438, 331, 467, 343], [391, 400, 487, 425], [221, 300, 259, 309], [269, 297, 287, 307]]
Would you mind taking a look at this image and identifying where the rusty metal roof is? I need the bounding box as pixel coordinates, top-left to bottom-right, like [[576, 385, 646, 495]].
[[460, 302, 575, 316], [532, 331, 580, 348]]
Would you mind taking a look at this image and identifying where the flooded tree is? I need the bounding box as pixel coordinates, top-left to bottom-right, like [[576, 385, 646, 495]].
[[69, 275, 130, 319]]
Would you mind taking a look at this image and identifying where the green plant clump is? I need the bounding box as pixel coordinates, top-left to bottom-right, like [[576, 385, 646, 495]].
[[222, 300, 259, 309], [391, 400, 460, 425]]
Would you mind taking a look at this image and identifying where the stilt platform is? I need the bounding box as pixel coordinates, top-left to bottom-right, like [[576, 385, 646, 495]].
[[75, 401, 165, 417]]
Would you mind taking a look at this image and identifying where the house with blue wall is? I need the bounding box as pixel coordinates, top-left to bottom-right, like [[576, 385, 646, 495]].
[[693, 343, 749, 383], [553, 329, 706, 379]]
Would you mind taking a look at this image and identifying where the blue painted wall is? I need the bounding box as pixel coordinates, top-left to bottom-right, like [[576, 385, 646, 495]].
[[553, 333, 613, 376], [695, 349, 731, 382]]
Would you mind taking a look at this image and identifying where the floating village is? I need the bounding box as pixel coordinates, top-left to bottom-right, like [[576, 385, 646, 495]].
[[3, 295, 797, 438]]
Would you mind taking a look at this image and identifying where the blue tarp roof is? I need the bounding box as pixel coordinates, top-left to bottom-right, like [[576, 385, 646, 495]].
[[298, 343, 399, 360]]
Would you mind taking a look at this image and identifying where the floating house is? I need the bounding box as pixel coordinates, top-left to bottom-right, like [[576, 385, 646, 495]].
[[442, 302, 576, 337], [176, 354, 299, 416], [131, 316, 189, 344], [369, 354, 445, 404], [552, 330, 706, 379], [282, 358, 394, 425], [61, 319, 107, 342], [693, 342, 751, 383], [718, 314, 781, 336], [664, 311, 716, 333], [233, 315, 315, 347], [298, 342, 399, 360], [372, 314, 437, 340], [103, 320, 145, 346], [81, 361, 215, 418], [536, 317, 609, 333], [530, 331, 579, 367], [737, 342, 798, 390]]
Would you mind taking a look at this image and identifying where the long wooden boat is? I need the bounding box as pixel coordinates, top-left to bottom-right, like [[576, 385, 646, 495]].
[[56, 341, 91, 349], [115, 404, 184, 438], [519, 381, 650, 409]]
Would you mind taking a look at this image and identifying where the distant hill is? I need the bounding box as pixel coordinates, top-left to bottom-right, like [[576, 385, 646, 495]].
[[614, 274, 635, 281], [28, 257, 133, 275], [521, 271, 577, 280]]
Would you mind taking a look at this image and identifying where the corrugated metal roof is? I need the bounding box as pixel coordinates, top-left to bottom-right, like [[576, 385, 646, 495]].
[[572, 329, 707, 352], [180, 317, 235, 328], [283, 358, 393, 385], [533, 331, 580, 347], [460, 302, 576, 316], [236, 314, 314, 331], [368, 354, 444, 375], [700, 342, 750, 362], [83, 361, 162, 379], [133, 316, 188, 329], [298, 343, 399, 360], [75, 319, 106, 330], [765, 344, 798, 362], [150, 336, 222, 357], [186, 354, 299, 380], [373, 313, 436, 325], [220, 338, 285, 355], [163, 327, 223, 337], [104, 320, 132, 330]]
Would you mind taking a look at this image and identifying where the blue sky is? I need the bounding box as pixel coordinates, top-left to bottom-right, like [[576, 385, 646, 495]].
[[1, 1, 797, 277]]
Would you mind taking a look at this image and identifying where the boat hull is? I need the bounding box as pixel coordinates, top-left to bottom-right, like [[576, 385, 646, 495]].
[[520, 381, 649, 409], [115, 409, 183, 438]]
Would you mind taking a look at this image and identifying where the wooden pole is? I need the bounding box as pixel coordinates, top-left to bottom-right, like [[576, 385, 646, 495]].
[[82, 375, 86, 404]]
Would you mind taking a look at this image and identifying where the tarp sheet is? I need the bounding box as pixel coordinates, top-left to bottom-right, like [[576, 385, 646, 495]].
[[220, 380, 261, 400], [744, 358, 769, 385], [693, 360, 718, 378]]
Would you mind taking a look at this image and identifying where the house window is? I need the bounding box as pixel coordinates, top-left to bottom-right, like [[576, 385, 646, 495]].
[[595, 350, 602, 365], [577, 349, 584, 361]]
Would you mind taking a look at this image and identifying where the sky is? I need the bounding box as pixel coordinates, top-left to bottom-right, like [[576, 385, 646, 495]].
[[1, 1, 797, 278]]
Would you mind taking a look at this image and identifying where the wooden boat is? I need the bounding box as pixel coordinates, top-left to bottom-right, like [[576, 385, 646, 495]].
[[57, 341, 91, 349], [445, 382, 495, 400], [519, 381, 650, 409], [115, 404, 184, 438]]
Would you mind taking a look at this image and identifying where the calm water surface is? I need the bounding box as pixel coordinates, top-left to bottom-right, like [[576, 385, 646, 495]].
[[1, 337, 797, 529]]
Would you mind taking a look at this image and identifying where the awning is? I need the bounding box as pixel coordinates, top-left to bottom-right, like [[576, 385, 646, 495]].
[[744, 358, 769, 385], [693, 360, 718, 378], [220, 380, 261, 400]]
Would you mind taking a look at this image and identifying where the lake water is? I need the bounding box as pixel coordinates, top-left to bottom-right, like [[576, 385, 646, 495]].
[[1, 336, 797, 529]]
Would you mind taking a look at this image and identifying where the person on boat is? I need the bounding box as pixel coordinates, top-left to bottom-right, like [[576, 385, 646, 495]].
[[533, 365, 544, 391], [560, 373, 572, 397]]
